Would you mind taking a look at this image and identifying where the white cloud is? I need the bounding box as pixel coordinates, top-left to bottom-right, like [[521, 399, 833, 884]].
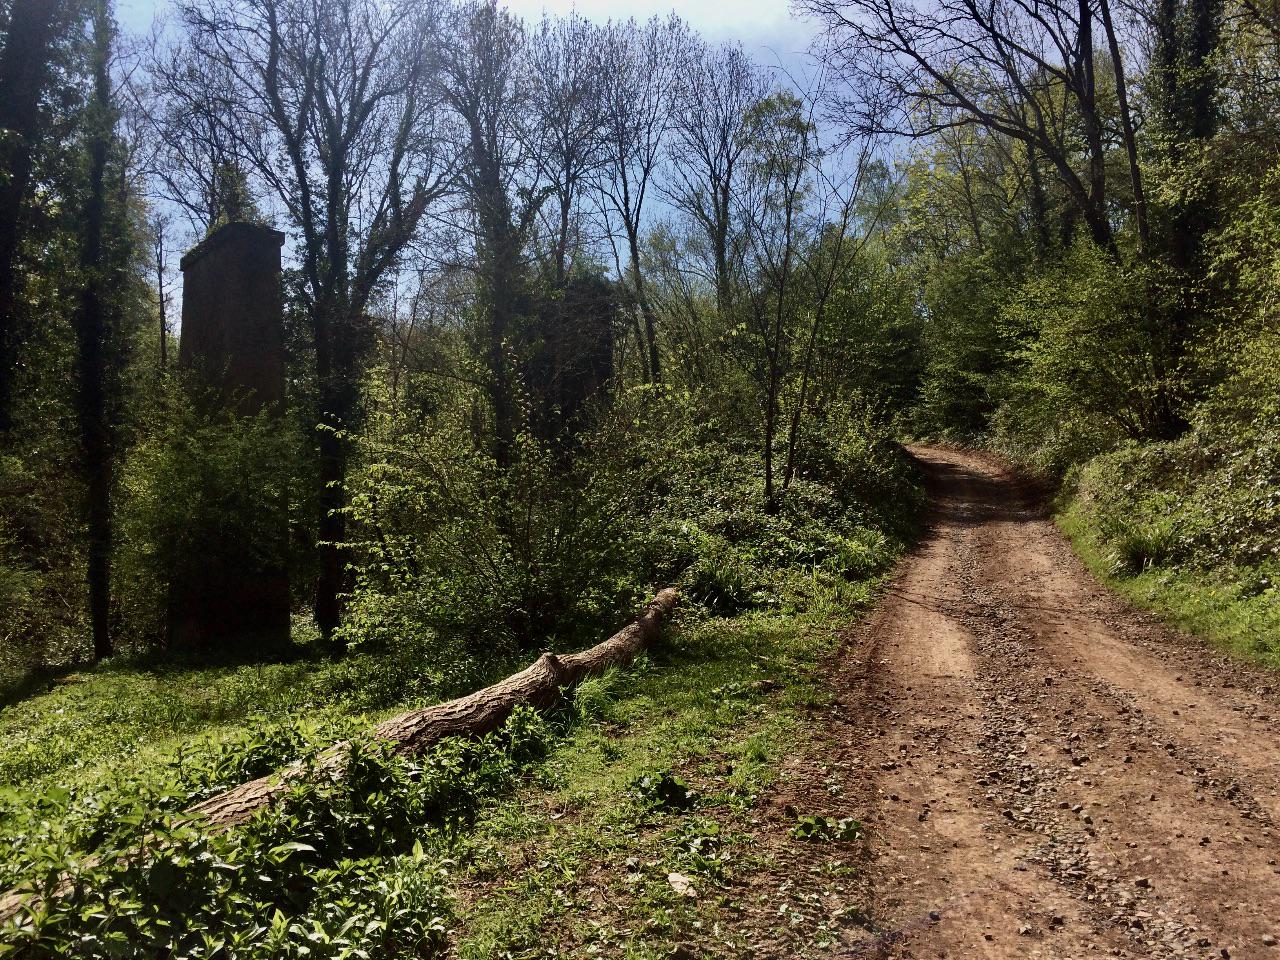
[[118, 0, 819, 70], [499, 0, 815, 57]]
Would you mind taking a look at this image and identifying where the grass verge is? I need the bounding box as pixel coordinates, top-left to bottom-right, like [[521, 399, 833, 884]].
[[0, 628, 512, 798], [0, 577, 886, 958], [1057, 503, 1280, 671], [450, 578, 881, 959]]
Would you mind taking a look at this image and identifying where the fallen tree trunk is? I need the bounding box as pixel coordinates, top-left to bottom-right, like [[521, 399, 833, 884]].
[[0, 587, 678, 923], [191, 587, 679, 825]]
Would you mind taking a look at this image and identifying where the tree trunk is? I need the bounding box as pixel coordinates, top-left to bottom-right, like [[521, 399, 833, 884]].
[[155, 228, 169, 368], [0, 588, 679, 922], [0, 0, 64, 435], [489, 284, 517, 471], [1099, 0, 1149, 251], [198, 587, 677, 824], [1076, 0, 1114, 252], [1026, 143, 1052, 258], [627, 227, 661, 384], [73, 2, 117, 663], [313, 412, 348, 641], [312, 292, 362, 641], [783, 307, 824, 491]]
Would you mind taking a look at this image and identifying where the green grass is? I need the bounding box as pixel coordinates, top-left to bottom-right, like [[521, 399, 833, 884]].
[[0, 575, 884, 958], [451, 576, 878, 958], [0, 627, 511, 803], [1058, 503, 1280, 671], [0, 494, 909, 957]]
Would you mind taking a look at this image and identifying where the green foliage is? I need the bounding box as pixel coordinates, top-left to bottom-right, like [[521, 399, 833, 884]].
[[341, 378, 916, 658], [1073, 423, 1280, 577], [816, 244, 923, 419], [340, 393, 646, 657], [0, 625, 502, 813], [1062, 349, 1280, 667], [665, 817, 730, 878], [910, 250, 1014, 439], [114, 381, 301, 646], [0, 708, 555, 959], [632, 771, 698, 811], [1000, 244, 1175, 451], [790, 814, 862, 843]]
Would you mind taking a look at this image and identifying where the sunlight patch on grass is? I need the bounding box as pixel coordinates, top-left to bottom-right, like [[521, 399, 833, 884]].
[[451, 599, 857, 958], [1058, 505, 1280, 672]]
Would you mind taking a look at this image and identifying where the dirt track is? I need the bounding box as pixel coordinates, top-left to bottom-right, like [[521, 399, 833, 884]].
[[832, 446, 1280, 959]]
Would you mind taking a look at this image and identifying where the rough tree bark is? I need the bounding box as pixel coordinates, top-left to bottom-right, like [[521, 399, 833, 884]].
[[0, 0, 68, 436], [0, 588, 679, 922], [73, 2, 119, 663]]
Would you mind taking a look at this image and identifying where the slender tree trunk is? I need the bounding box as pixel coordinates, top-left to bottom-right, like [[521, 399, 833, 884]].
[[1099, 0, 1150, 251], [628, 307, 650, 382], [0, 0, 64, 435], [73, 3, 116, 662], [783, 307, 824, 490], [1027, 143, 1052, 258], [313, 404, 347, 640], [762, 372, 778, 510], [627, 227, 661, 384], [489, 293, 516, 470], [486, 219, 520, 471], [1076, 0, 1114, 252], [714, 184, 732, 316], [312, 301, 356, 642], [555, 188, 571, 287], [155, 230, 169, 368], [763, 256, 792, 513]]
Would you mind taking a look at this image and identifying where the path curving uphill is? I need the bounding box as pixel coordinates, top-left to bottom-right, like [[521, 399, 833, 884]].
[[833, 446, 1280, 959]]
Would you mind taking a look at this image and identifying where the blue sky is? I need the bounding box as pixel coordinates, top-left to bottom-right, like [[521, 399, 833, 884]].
[[117, 0, 818, 64]]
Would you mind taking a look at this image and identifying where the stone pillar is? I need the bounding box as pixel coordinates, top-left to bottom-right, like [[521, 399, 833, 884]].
[[169, 222, 290, 650], [178, 222, 286, 413]]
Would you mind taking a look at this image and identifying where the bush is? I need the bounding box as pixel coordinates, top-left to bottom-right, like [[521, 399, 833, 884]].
[[115, 380, 303, 649], [0, 707, 555, 959], [994, 243, 1178, 466], [340, 395, 648, 658], [0, 448, 90, 685], [340, 380, 918, 657], [1072, 412, 1280, 579]]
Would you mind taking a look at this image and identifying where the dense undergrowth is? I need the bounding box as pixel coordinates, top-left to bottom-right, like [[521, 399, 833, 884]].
[[0, 391, 919, 958], [1052, 333, 1280, 668], [977, 326, 1280, 668]]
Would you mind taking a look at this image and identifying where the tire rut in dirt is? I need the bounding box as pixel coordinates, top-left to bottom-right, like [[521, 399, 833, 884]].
[[838, 447, 1280, 960]]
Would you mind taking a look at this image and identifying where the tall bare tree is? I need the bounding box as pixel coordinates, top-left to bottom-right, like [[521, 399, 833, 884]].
[[176, 0, 452, 639], [436, 0, 549, 470], [801, 0, 1120, 250], [144, 34, 248, 233], [528, 13, 604, 286], [596, 15, 692, 383], [72, 0, 130, 660], [665, 41, 765, 316], [736, 91, 815, 511]]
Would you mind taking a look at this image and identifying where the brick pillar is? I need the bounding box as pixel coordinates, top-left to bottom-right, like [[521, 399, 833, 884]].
[[178, 222, 286, 412], [168, 222, 290, 650]]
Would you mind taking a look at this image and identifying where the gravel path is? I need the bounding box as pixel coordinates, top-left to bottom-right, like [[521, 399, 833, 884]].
[[830, 446, 1280, 959]]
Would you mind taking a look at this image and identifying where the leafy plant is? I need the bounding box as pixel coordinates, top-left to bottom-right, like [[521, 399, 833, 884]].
[[790, 814, 862, 843], [632, 771, 699, 812]]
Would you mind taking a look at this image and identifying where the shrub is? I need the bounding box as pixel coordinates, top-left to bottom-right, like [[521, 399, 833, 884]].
[[0, 707, 555, 959], [340, 398, 647, 658], [115, 380, 302, 650]]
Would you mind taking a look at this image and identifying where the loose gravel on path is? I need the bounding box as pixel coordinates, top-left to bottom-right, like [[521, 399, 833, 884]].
[[826, 446, 1280, 960]]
